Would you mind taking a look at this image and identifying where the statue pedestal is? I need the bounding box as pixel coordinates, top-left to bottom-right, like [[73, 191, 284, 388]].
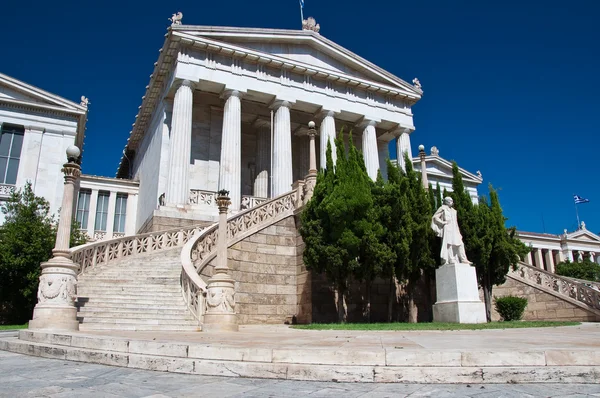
[[432, 263, 486, 324], [202, 272, 239, 332]]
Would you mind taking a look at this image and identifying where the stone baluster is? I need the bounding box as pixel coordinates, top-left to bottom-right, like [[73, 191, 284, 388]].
[[396, 129, 413, 172], [29, 146, 82, 331], [218, 90, 243, 210], [361, 120, 379, 180], [166, 80, 193, 205], [319, 110, 336, 169], [203, 190, 238, 332], [272, 100, 293, 196]]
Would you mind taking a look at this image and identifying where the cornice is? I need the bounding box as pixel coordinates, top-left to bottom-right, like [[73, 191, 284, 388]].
[[0, 97, 85, 118]]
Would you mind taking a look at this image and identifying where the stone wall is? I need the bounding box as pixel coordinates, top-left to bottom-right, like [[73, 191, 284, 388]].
[[138, 213, 213, 234], [490, 276, 600, 322], [200, 216, 299, 324]]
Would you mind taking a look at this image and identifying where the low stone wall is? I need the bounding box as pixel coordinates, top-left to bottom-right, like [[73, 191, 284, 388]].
[[490, 276, 600, 322], [139, 214, 213, 234]]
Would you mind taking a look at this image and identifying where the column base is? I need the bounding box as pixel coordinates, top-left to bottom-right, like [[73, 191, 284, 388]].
[[433, 301, 486, 324], [29, 305, 79, 331], [202, 313, 239, 332]]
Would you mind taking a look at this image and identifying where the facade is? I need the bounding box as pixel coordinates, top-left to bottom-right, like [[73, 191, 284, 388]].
[[115, 21, 424, 233], [517, 222, 600, 273], [0, 73, 88, 221]]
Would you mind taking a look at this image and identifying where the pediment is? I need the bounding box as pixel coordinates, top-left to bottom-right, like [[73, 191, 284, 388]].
[[567, 230, 600, 242], [0, 73, 85, 113], [172, 26, 420, 97], [414, 156, 483, 184]]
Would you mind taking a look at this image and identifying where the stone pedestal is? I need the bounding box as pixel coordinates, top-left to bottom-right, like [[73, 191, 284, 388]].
[[432, 263, 486, 324]]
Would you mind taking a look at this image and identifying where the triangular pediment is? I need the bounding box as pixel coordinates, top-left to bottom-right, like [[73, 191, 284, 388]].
[[172, 26, 421, 98], [0, 73, 86, 113], [413, 155, 483, 184], [567, 230, 600, 242]]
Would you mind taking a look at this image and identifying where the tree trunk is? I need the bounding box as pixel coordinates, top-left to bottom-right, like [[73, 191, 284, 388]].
[[365, 280, 371, 323], [387, 275, 395, 322], [483, 273, 492, 322], [336, 284, 347, 323], [407, 280, 418, 323]]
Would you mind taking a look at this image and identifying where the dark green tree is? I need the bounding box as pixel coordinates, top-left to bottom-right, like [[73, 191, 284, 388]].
[[555, 260, 600, 282]]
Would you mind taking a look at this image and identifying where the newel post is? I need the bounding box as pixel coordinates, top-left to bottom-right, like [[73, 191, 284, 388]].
[[202, 189, 239, 332]]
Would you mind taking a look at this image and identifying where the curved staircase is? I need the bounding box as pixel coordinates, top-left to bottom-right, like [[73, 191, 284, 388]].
[[76, 249, 199, 331]]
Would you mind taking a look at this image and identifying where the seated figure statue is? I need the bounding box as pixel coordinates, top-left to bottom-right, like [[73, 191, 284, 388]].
[[431, 197, 472, 265]]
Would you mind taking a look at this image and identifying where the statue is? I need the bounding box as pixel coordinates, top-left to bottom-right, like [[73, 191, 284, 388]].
[[430, 146, 439, 156], [412, 78, 422, 90], [431, 197, 472, 265], [80, 96, 90, 108], [302, 17, 320, 33], [169, 12, 183, 25]]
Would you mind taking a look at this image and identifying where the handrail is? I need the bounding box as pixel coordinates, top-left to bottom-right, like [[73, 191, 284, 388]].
[[510, 262, 600, 315], [70, 224, 207, 275], [180, 188, 302, 325]]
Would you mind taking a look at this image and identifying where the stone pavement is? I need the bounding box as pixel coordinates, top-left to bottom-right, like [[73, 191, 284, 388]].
[[2, 350, 600, 398]]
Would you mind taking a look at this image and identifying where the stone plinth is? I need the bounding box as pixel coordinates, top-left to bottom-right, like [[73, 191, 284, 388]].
[[202, 271, 239, 332], [433, 263, 486, 324]]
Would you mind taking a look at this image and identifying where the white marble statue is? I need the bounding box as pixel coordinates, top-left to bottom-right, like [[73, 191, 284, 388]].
[[169, 12, 183, 25], [302, 17, 320, 33], [412, 78, 422, 90], [431, 197, 472, 265], [80, 96, 89, 108]]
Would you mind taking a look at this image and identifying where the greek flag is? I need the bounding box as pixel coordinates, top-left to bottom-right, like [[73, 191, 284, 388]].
[[574, 195, 590, 204], [299, 0, 304, 8]]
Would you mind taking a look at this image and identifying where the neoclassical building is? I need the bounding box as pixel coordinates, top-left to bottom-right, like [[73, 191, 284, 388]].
[[114, 21, 424, 232]]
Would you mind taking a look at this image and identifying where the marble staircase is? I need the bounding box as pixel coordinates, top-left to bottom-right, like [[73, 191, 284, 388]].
[[76, 249, 200, 331]]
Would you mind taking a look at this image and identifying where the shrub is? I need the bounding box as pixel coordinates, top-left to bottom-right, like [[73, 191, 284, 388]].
[[555, 260, 600, 282], [494, 295, 528, 321]]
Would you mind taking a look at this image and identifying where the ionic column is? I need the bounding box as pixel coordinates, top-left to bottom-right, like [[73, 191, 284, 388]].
[[396, 130, 413, 172], [377, 140, 389, 180], [253, 122, 270, 198], [361, 120, 379, 180], [544, 249, 555, 273], [105, 191, 117, 239], [166, 80, 193, 205], [577, 251, 584, 262], [533, 248, 544, 269], [524, 251, 533, 265], [218, 90, 243, 209], [29, 146, 82, 331], [319, 110, 336, 169], [86, 189, 99, 238], [272, 100, 293, 196]]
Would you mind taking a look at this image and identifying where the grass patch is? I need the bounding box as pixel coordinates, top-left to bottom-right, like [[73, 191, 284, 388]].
[[292, 321, 580, 331], [0, 324, 28, 330]]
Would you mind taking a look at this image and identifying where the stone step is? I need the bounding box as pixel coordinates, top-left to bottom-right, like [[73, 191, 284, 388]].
[[78, 317, 197, 325], [78, 308, 190, 316], [77, 291, 182, 298], [77, 286, 181, 293], [77, 297, 185, 305], [82, 270, 180, 276], [76, 302, 186, 310], [78, 278, 179, 284], [78, 324, 200, 332], [78, 311, 194, 320]]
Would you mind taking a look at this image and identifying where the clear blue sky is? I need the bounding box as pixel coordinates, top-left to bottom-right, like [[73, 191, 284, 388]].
[[3, 0, 598, 234]]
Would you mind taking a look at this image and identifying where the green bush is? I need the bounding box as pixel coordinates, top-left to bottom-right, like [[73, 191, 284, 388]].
[[494, 296, 528, 321], [555, 260, 600, 282]]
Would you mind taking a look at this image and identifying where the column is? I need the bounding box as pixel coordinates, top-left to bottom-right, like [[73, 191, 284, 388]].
[[533, 248, 544, 269], [555, 250, 565, 265], [544, 249, 555, 273], [524, 251, 533, 265], [105, 191, 117, 239], [377, 140, 389, 180], [166, 80, 193, 206], [253, 122, 270, 198], [362, 120, 379, 180], [125, 193, 137, 236], [577, 251, 583, 262], [86, 189, 99, 238], [272, 100, 293, 196], [218, 89, 242, 209], [319, 110, 336, 169], [418, 145, 429, 189], [589, 252, 596, 264], [396, 130, 413, 172]]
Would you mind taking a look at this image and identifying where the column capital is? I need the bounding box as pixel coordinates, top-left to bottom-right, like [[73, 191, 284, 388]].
[[221, 88, 245, 100], [270, 99, 295, 110], [314, 108, 340, 120], [358, 118, 379, 129], [391, 126, 414, 137], [174, 79, 195, 90]]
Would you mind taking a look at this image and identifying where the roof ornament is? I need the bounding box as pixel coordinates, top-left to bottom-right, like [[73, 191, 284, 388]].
[[476, 170, 482, 179], [430, 146, 439, 156], [581, 221, 587, 230], [412, 78, 422, 90], [302, 17, 320, 33], [169, 12, 183, 25], [80, 96, 90, 108]]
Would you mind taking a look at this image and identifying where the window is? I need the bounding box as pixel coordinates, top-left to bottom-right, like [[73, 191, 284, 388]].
[[94, 191, 110, 231], [113, 193, 128, 233], [76, 189, 91, 229], [0, 124, 24, 185]]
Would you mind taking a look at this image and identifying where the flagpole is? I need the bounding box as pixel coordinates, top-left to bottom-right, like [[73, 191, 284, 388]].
[[299, 0, 304, 25], [574, 201, 580, 229]]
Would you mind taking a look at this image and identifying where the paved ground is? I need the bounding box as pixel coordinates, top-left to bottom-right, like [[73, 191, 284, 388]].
[[2, 351, 600, 398], [91, 323, 600, 351]]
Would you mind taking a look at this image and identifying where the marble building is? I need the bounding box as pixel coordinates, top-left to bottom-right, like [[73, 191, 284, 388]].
[[0, 72, 88, 222], [114, 21, 424, 232]]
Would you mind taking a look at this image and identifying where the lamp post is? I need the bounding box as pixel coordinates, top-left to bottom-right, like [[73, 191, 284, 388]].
[[202, 189, 239, 332], [303, 121, 318, 204], [419, 144, 429, 190], [29, 145, 82, 331]]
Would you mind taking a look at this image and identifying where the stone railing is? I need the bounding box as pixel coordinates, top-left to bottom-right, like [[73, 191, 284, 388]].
[[71, 225, 206, 275], [0, 183, 14, 197], [510, 262, 600, 314], [180, 188, 302, 325], [240, 195, 267, 210], [189, 189, 216, 206]]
